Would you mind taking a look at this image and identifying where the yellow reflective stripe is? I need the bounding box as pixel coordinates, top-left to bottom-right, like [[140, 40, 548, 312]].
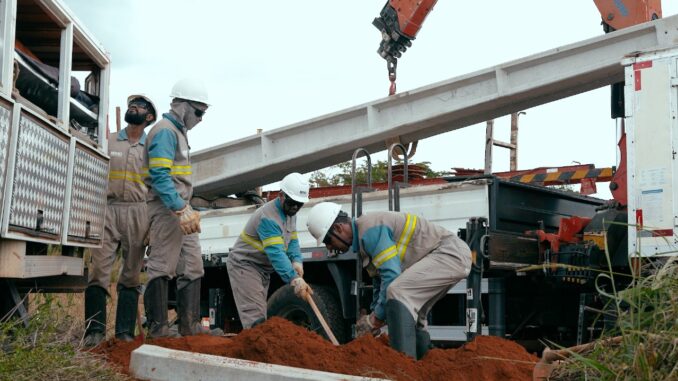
[[169, 165, 192, 176], [150, 157, 173, 164], [262, 236, 285, 248], [397, 214, 417, 261], [109, 171, 146, 185], [149, 157, 173, 168], [240, 232, 263, 252], [149, 163, 172, 168], [290, 232, 298, 240], [372, 245, 397, 268]]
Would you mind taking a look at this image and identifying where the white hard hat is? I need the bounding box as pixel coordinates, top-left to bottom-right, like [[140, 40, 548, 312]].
[[170, 78, 210, 105], [280, 172, 310, 203], [127, 94, 157, 120], [306, 202, 342, 245]]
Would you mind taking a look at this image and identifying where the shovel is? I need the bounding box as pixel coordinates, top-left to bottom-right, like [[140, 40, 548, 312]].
[[303, 291, 339, 345]]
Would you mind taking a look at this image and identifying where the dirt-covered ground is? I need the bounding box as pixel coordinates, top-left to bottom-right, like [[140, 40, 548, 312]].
[[96, 317, 538, 381]]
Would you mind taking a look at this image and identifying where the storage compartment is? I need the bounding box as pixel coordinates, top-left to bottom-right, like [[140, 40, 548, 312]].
[[7, 108, 70, 242], [64, 139, 108, 246]]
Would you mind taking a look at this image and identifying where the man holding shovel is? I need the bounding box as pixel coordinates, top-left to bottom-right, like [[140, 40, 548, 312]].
[[227, 173, 312, 328]]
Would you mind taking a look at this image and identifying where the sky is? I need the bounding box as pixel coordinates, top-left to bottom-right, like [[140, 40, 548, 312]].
[[62, 1, 678, 198]]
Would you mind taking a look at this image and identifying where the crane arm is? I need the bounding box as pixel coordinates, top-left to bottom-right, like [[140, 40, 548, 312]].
[[374, 0, 663, 94]]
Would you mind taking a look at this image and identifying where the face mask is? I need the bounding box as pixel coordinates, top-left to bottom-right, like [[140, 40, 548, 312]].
[[282, 194, 304, 216], [183, 103, 207, 130], [124, 109, 147, 125]]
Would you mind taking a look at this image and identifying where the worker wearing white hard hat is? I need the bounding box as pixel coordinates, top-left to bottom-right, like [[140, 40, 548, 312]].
[[84, 93, 157, 346], [306, 202, 472, 359], [142, 78, 211, 338], [226, 173, 312, 329]]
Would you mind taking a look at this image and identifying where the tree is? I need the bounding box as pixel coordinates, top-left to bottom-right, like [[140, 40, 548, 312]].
[[309, 160, 444, 187]]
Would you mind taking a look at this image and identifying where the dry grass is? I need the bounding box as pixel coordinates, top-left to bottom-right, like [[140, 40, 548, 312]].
[[551, 256, 678, 380], [0, 251, 150, 380], [0, 293, 133, 381]]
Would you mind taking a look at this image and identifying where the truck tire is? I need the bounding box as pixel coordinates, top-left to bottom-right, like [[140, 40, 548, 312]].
[[267, 284, 348, 344]]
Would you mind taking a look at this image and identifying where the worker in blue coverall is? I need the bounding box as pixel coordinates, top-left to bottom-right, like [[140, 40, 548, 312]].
[[143, 78, 208, 338], [306, 202, 472, 359], [226, 172, 312, 328]]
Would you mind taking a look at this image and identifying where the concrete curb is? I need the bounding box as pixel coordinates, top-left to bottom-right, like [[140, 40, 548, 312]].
[[130, 344, 390, 381]]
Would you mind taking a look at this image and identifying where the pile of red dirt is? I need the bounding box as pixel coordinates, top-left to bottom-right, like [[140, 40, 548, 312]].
[[96, 317, 537, 381]]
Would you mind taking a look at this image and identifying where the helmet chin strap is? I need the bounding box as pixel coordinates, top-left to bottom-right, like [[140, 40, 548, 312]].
[[330, 231, 352, 252]]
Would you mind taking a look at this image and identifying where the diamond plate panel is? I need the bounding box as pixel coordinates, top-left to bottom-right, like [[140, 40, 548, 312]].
[[9, 114, 69, 236], [0, 101, 11, 211], [68, 145, 108, 240]]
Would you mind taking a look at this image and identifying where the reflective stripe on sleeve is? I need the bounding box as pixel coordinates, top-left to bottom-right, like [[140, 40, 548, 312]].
[[372, 245, 398, 268], [396, 214, 417, 260]]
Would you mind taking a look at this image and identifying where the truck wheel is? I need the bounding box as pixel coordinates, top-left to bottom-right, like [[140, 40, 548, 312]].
[[267, 284, 347, 344]]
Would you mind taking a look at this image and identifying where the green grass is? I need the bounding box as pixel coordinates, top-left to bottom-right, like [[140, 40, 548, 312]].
[[551, 249, 678, 380], [0, 293, 132, 381]]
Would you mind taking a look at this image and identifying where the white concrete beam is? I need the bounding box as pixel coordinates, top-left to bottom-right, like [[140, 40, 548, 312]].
[[192, 15, 678, 197], [129, 344, 388, 381]]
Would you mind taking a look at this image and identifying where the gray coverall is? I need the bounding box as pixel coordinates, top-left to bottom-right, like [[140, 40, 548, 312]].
[[144, 112, 204, 288], [227, 198, 303, 328], [88, 128, 148, 291], [354, 211, 472, 327]]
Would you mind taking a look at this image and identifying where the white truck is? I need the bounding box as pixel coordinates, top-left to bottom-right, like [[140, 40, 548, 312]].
[[193, 15, 678, 350], [0, 0, 110, 320]]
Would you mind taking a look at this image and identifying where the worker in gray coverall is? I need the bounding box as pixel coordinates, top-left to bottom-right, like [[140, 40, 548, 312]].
[[306, 202, 472, 359], [143, 78, 208, 338], [227, 172, 313, 328], [84, 94, 157, 346]]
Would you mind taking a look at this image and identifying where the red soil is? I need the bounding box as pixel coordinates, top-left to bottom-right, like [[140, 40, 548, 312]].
[[96, 317, 537, 381]]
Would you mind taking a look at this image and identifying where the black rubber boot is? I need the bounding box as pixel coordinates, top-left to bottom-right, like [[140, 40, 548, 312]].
[[415, 327, 431, 360], [177, 279, 201, 336], [250, 317, 266, 328], [84, 286, 107, 346], [115, 287, 139, 341], [385, 299, 417, 358], [144, 277, 178, 338]]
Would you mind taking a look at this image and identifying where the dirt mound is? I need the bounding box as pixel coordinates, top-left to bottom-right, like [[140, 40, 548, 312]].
[[96, 317, 537, 380]]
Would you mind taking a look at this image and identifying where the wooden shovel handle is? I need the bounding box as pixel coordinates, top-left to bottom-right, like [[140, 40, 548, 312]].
[[304, 292, 339, 345]]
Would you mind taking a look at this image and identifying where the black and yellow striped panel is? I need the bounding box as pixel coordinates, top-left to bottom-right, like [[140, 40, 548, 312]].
[[508, 167, 614, 185]]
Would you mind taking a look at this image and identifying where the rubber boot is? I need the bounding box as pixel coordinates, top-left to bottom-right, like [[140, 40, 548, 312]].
[[177, 279, 224, 336], [177, 279, 201, 336], [84, 286, 107, 347], [144, 277, 178, 338], [415, 327, 431, 360], [385, 299, 417, 358], [115, 287, 139, 341], [250, 317, 266, 328]]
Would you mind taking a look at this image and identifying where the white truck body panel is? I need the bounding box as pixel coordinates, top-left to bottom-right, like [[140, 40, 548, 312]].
[[199, 180, 490, 255], [625, 47, 678, 257]]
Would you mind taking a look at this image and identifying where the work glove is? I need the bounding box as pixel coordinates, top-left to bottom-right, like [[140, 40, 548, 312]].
[[175, 204, 201, 235], [355, 312, 384, 337], [290, 277, 313, 300], [292, 262, 304, 277]]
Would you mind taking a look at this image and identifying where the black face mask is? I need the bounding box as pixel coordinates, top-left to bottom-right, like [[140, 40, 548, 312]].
[[282, 193, 304, 216], [124, 109, 147, 125]]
